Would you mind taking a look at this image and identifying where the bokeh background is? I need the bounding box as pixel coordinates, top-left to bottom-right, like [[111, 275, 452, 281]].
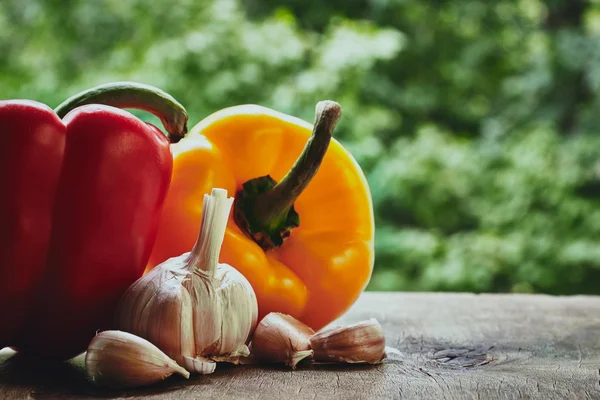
[[2, 0, 600, 294]]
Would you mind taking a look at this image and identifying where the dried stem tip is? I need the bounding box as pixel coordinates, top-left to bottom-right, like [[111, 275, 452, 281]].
[[252, 312, 315, 369], [85, 330, 189, 389], [310, 318, 386, 364]]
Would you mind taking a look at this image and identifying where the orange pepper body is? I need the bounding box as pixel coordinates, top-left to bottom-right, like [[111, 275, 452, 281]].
[[147, 105, 375, 330]]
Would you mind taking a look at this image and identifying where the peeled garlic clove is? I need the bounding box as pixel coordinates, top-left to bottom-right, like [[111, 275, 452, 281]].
[[252, 312, 315, 369], [310, 318, 386, 364], [85, 330, 190, 389]]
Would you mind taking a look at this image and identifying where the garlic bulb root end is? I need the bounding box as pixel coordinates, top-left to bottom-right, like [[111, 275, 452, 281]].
[[183, 356, 217, 375]]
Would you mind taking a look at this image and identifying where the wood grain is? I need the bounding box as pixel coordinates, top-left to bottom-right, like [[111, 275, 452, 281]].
[[1, 292, 599, 399]]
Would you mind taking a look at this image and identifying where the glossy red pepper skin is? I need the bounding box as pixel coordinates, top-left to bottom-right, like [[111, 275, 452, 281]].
[[0, 100, 173, 360], [0, 101, 65, 350]]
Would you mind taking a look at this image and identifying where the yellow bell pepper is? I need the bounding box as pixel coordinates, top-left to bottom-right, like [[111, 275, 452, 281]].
[[147, 101, 375, 330]]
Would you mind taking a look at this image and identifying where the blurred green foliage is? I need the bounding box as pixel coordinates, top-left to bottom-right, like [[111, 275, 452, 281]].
[[2, 0, 600, 294]]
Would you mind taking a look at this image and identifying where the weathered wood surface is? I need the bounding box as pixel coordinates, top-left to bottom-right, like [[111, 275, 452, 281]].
[[1, 292, 599, 399]]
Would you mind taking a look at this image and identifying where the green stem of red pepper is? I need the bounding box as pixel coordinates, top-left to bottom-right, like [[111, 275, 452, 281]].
[[54, 82, 188, 143], [234, 100, 342, 250]]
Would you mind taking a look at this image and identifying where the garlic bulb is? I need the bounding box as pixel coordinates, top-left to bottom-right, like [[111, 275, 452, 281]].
[[310, 318, 386, 364], [85, 330, 189, 389], [116, 188, 258, 374], [251, 312, 315, 369]]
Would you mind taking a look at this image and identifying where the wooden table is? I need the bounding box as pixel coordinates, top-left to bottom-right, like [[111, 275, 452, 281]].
[[1, 292, 599, 399]]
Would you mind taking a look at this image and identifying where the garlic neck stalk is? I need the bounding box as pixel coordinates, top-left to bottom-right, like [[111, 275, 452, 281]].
[[186, 189, 233, 277]]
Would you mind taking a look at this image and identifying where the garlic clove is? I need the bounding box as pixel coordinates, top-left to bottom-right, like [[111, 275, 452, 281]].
[[251, 312, 315, 369], [310, 318, 386, 364], [210, 263, 259, 357], [85, 330, 189, 389]]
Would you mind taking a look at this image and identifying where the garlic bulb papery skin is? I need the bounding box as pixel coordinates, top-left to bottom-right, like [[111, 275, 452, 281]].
[[116, 188, 258, 374], [85, 330, 190, 389]]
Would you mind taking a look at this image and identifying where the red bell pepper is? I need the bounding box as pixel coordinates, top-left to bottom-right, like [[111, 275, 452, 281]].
[[0, 82, 187, 360]]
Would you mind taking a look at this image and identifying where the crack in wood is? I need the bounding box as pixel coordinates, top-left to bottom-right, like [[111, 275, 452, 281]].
[[426, 345, 493, 368]]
